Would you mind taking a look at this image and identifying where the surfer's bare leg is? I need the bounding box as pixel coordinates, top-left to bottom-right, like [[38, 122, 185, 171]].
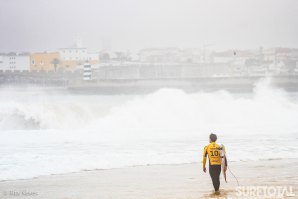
[[209, 165, 221, 191]]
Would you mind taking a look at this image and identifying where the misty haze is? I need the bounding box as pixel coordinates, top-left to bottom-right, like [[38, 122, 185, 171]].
[[0, 1, 297, 199]]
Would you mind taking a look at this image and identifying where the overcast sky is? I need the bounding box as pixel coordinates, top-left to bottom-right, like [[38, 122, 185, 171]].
[[0, 0, 298, 52]]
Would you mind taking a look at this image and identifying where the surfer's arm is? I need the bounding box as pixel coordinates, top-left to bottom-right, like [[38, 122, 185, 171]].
[[224, 155, 228, 166], [203, 146, 208, 169]]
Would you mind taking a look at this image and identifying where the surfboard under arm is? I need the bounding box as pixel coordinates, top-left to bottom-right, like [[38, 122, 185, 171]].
[[220, 144, 227, 183]]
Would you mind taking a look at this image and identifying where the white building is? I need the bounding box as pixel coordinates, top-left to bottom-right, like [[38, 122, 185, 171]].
[[59, 48, 90, 61], [0, 53, 30, 71], [59, 40, 99, 70], [59, 40, 99, 62]]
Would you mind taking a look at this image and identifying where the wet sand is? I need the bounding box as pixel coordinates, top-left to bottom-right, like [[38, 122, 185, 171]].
[[0, 159, 297, 199]]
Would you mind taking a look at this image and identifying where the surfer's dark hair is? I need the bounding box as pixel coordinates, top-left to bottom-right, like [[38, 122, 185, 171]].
[[209, 133, 217, 142]]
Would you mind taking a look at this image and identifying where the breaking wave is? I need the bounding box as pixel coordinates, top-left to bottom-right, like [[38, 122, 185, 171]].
[[1, 78, 297, 137], [0, 78, 297, 180]]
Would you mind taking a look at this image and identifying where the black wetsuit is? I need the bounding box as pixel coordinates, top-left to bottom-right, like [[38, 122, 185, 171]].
[[209, 164, 221, 191]]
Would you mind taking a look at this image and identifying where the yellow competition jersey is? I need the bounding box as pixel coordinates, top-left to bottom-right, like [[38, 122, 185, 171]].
[[203, 142, 221, 167]]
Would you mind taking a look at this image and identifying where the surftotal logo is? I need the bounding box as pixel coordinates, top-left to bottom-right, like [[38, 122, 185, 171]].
[[236, 186, 295, 198]]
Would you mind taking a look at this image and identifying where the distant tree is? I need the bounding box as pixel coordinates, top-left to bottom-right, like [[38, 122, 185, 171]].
[[51, 58, 60, 72], [100, 53, 110, 62], [186, 58, 193, 63], [115, 52, 125, 61], [114, 51, 132, 62]]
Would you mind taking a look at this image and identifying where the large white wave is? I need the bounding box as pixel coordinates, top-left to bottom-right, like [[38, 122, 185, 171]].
[[0, 79, 297, 180], [88, 78, 298, 139], [1, 78, 297, 137]]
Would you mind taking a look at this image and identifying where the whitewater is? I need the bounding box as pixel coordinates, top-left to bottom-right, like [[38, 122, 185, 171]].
[[0, 79, 297, 181]]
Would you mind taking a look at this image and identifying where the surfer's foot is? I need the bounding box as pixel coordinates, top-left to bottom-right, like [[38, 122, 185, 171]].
[[214, 190, 220, 195]]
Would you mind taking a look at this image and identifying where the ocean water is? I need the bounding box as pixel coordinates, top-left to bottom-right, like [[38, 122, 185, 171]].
[[0, 79, 298, 180]]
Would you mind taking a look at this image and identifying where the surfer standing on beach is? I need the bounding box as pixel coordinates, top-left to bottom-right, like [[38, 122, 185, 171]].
[[203, 133, 227, 195]]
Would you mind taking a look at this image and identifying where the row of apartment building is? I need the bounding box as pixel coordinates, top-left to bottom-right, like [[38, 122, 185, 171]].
[[139, 47, 298, 64], [0, 42, 99, 72], [2, 44, 298, 74]]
